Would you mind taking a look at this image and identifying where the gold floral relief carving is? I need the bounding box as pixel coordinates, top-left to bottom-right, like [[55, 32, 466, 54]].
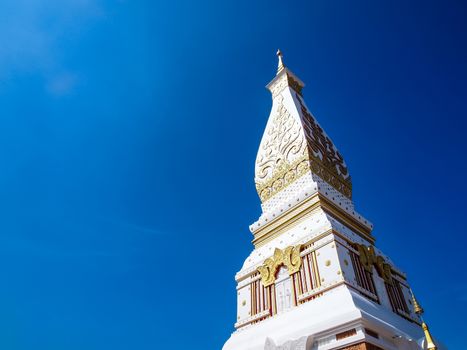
[[296, 94, 353, 199], [255, 100, 309, 201], [356, 244, 393, 284], [287, 76, 303, 95], [255, 86, 354, 202], [257, 245, 302, 287], [256, 155, 310, 202]]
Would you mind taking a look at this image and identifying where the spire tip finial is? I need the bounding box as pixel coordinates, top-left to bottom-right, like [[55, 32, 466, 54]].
[[276, 49, 285, 74]]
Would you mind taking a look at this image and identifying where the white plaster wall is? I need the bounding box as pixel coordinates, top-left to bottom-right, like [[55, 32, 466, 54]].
[[335, 242, 356, 284], [237, 284, 251, 322], [315, 239, 341, 287]]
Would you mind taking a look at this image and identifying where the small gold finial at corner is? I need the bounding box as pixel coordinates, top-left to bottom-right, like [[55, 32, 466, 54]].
[[412, 293, 424, 315], [276, 49, 285, 74], [412, 291, 437, 350], [422, 322, 437, 350]]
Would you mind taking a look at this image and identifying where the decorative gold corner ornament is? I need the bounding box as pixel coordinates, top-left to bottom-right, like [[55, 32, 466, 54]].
[[257, 245, 302, 287], [355, 244, 392, 283], [422, 322, 437, 350], [412, 292, 437, 350], [412, 293, 424, 314]]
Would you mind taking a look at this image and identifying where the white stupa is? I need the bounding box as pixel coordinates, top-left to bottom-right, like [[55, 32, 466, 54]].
[[222, 51, 441, 350]]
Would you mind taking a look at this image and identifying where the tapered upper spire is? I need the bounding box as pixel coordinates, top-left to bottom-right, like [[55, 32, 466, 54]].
[[254, 51, 352, 207]]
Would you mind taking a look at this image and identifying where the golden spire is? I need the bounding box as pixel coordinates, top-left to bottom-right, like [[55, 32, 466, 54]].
[[411, 291, 437, 350], [276, 49, 285, 74]]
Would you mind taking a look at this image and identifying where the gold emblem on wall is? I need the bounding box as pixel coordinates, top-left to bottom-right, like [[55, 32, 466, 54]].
[[355, 244, 392, 283], [257, 245, 302, 287]]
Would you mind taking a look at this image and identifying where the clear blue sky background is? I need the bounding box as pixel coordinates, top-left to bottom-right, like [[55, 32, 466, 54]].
[[0, 0, 465, 349]]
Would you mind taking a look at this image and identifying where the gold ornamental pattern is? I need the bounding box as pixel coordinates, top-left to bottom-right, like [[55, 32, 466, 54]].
[[355, 244, 393, 284], [296, 94, 352, 198], [257, 245, 302, 287], [255, 93, 353, 202], [255, 100, 310, 202]]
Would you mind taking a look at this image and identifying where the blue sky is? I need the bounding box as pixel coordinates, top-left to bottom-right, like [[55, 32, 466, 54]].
[[0, 0, 466, 349]]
